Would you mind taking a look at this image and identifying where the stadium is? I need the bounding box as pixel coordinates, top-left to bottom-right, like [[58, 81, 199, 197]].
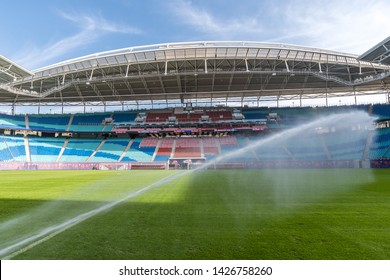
[[1, 38, 390, 260]]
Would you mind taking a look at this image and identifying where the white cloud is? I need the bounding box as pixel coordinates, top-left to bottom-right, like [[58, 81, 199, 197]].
[[15, 11, 141, 70], [59, 11, 140, 35], [170, 0, 390, 55], [278, 0, 390, 54], [171, 0, 263, 40]]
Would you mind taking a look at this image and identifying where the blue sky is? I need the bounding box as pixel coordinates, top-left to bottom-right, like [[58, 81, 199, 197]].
[[1, 0, 390, 70]]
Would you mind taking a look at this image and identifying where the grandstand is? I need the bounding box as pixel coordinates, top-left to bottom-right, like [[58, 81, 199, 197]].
[[1, 40, 390, 169], [0, 103, 387, 169]]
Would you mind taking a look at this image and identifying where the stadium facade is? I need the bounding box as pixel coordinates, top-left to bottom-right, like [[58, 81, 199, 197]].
[[1, 39, 390, 169]]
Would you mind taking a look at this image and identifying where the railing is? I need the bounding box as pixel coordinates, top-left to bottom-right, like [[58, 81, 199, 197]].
[[311, 70, 390, 86]]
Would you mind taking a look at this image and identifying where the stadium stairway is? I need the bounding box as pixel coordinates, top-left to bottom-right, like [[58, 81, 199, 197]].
[[4, 136, 27, 161], [151, 139, 161, 162], [87, 139, 106, 162], [236, 137, 258, 160], [216, 138, 222, 155], [25, 115, 30, 130], [118, 139, 134, 162], [363, 130, 375, 160], [171, 138, 177, 158], [56, 138, 69, 162], [0, 136, 14, 161], [200, 138, 205, 158], [319, 134, 332, 160], [66, 115, 74, 131], [383, 146, 390, 158], [282, 145, 296, 160], [6, 138, 15, 161], [101, 113, 114, 132], [246, 137, 260, 161], [24, 136, 31, 162]]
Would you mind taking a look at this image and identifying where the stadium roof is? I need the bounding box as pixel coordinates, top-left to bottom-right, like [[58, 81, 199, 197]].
[[0, 55, 32, 84], [358, 36, 390, 65], [1, 41, 390, 107]]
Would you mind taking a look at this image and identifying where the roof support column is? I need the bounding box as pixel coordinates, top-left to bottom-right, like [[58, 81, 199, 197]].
[[126, 64, 130, 77], [300, 93, 302, 107], [245, 59, 249, 72], [89, 69, 94, 81], [205, 59, 208, 74], [284, 60, 290, 72], [326, 91, 328, 107], [165, 61, 168, 75]]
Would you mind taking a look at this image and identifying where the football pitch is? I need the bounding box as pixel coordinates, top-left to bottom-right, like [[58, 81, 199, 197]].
[[0, 168, 389, 260]]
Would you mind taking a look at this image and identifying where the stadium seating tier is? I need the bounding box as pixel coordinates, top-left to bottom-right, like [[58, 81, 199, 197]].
[[1, 104, 390, 165]]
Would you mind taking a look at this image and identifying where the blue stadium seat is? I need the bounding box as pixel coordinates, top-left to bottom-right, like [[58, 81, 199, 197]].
[[90, 139, 129, 162], [3, 136, 26, 161], [0, 114, 26, 129], [29, 137, 64, 162], [121, 138, 155, 162], [60, 139, 102, 162], [28, 114, 70, 131]]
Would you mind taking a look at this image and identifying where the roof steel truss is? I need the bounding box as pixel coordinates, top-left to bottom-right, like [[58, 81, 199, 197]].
[[1, 42, 389, 106]]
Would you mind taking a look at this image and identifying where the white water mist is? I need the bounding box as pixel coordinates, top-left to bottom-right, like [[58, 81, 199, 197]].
[[197, 110, 376, 208], [0, 110, 376, 259]]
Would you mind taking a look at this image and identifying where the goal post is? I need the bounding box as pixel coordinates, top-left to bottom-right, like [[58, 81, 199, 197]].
[[97, 163, 129, 170]]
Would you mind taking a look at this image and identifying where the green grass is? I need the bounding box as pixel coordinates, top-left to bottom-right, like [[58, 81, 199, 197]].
[[0, 169, 390, 260]]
